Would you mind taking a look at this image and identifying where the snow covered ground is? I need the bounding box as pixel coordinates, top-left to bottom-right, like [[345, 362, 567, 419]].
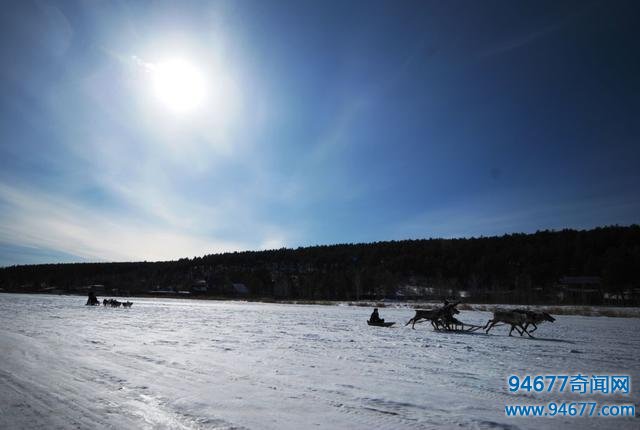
[[1, 294, 638, 429]]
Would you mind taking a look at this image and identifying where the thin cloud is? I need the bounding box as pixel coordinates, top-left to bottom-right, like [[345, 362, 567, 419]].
[[131, 55, 155, 71], [0, 182, 251, 262], [477, 2, 599, 59], [477, 24, 560, 58]]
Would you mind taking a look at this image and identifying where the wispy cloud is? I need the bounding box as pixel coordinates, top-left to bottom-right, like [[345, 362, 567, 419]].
[[477, 24, 560, 58], [0, 182, 247, 262], [477, 3, 599, 59], [0, 32, 293, 264]]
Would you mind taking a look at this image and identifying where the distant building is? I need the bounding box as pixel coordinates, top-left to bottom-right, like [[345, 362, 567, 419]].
[[558, 276, 603, 304], [191, 280, 208, 293], [86, 284, 105, 294], [148, 285, 176, 294], [559, 276, 602, 286]]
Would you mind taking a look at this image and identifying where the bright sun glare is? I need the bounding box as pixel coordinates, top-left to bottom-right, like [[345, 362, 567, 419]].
[[152, 59, 207, 114]]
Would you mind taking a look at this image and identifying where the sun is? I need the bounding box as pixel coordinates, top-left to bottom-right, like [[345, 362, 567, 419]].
[[151, 58, 207, 114]]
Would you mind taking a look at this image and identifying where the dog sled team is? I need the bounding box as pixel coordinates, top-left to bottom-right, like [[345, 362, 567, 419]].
[[393, 300, 555, 337], [86, 291, 132, 308], [102, 298, 133, 308]]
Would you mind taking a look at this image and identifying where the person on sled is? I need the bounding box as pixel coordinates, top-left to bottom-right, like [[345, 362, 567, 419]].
[[369, 308, 384, 324], [86, 290, 100, 306]]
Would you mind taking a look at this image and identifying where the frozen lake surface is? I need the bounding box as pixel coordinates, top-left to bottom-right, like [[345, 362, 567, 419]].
[[1, 294, 638, 429]]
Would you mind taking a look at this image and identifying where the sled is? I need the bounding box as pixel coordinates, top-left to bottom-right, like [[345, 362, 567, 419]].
[[367, 321, 395, 327], [436, 324, 484, 333]]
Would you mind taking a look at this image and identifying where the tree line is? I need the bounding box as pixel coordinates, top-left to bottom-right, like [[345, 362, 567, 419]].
[[0, 225, 638, 305]]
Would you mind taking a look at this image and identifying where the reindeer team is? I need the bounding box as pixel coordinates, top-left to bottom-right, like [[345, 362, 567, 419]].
[[405, 301, 556, 337]]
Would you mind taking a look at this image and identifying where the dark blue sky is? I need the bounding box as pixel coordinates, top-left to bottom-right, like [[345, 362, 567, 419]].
[[0, 0, 638, 265]]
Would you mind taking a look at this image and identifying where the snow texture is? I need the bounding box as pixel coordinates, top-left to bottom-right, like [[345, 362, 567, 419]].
[[1, 294, 638, 429]]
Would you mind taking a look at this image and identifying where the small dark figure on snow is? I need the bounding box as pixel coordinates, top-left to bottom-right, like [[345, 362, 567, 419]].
[[86, 290, 99, 306], [369, 308, 384, 324]]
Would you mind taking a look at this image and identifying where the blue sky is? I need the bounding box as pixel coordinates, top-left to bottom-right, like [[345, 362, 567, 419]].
[[1, 0, 638, 266]]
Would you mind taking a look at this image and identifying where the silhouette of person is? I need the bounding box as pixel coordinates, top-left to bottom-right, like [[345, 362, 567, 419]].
[[86, 290, 99, 306], [442, 300, 457, 313], [369, 308, 384, 323]]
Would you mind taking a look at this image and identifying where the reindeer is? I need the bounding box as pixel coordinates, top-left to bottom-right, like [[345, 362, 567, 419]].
[[514, 309, 555, 333], [122, 301, 133, 308], [406, 309, 444, 329], [484, 309, 533, 337], [405, 301, 460, 329], [441, 313, 466, 330]]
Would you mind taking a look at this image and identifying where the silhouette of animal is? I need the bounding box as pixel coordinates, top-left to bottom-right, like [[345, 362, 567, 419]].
[[405, 309, 442, 329], [484, 309, 532, 337], [441, 313, 466, 330], [122, 301, 133, 308], [405, 303, 460, 329], [514, 309, 555, 333], [102, 298, 123, 307]]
